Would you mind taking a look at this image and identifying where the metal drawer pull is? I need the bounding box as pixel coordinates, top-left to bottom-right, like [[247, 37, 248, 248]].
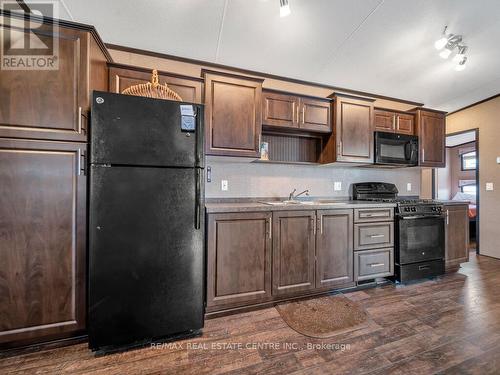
[[418, 265, 430, 271], [369, 234, 385, 238], [368, 263, 385, 267], [363, 213, 388, 217], [268, 218, 272, 239]]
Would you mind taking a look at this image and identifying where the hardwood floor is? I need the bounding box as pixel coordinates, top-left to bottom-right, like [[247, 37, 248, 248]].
[[2, 252, 500, 374]]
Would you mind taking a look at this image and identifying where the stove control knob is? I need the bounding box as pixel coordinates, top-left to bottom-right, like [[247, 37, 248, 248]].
[[411, 207, 417, 212]]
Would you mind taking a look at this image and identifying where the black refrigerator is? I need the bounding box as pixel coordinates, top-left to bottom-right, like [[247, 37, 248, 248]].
[[88, 91, 204, 353]]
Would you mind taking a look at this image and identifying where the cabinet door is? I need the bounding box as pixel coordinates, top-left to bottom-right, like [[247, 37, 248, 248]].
[[416, 110, 446, 167], [374, 110, 395, 132], [299, 98, 332, 133], [0, 139, 86, 348], [109, 65, 203, 103], [206, 212, 272, 309], [204, 72, 262, 157], [396, 113, 414, 135], [0, 25, 88, 142], [445, 205, 469, 270], [272, 211, 316, 296], [262, 91, 299, 129], [316, 210, 354, 289], [335, 96, 374, 163]]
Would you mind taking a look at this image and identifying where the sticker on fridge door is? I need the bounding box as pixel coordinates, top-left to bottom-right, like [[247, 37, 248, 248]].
[[181, 115, 196, 131], [180, 105, 195, 117], [180, 105, 196, 132]]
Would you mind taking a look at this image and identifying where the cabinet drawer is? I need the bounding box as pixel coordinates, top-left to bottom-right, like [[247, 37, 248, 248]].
[[354, 248, 394, 281], [354, 222, 393, 250], [354, 208, 393, 223]]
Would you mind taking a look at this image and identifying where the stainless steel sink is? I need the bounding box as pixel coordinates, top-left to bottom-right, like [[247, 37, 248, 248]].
[[259, 200, 347, 206], [259, 200, 315, 206]]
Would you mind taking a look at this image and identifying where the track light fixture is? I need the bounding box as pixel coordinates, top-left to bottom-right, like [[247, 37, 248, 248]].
[[280, 0, 291, 17], [434, 26, 468, 71]]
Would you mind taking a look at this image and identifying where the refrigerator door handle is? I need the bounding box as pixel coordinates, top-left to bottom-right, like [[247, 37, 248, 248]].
[[195, 106, 203, 167], [195, 168, 202, 229]]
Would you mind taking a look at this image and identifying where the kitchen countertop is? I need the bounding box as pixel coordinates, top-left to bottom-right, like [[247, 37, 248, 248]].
[[436, 200, 471, 206], [205, 200, 396, 213]]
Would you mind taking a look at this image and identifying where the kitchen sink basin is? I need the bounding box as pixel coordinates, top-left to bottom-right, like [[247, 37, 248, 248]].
[[259, 200, 347, 206], [259, 200, 315, 206]]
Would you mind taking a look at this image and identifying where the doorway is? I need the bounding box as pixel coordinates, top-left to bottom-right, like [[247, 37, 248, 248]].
[[434, 129, 479, 254]]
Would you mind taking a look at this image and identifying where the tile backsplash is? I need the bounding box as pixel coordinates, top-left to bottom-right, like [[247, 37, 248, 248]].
[[205, 158, 421, 198]]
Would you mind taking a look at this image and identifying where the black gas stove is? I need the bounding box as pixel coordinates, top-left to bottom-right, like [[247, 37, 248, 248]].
[[352, 182, 444, 217], [353, 182, 445, 283]]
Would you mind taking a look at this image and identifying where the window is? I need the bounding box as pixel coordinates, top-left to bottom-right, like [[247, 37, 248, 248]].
[[461, 185, 477, 195], [461, 151, 477, 170]]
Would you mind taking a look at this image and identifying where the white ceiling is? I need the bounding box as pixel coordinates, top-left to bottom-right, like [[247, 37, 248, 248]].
[[446, 131, 476, 147], [58, 0, 500, 112]]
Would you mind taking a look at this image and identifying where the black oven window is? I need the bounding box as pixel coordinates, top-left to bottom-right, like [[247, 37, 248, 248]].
[[380, 143, 405, 159], [406, 222, 440, 250]]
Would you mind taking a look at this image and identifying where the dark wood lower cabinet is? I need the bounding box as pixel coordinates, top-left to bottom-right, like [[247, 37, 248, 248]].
[[0, 138, 87, 349], [445, 204, 469, 271], [272, 211, 316, 296], [206, 212, 272, 310], [206, 208, 393, 315], [316, 210, 354, 288]]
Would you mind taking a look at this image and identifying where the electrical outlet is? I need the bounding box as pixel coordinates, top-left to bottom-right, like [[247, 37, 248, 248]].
[[221, 180, 228, 191], [486, 182, 494, 191], [407, 183, 412, 192], [334, 182, 342, 191]]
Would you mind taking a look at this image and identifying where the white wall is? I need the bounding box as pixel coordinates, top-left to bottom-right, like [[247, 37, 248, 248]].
[[206, 158, 421, 198], [436, 148, 452, 200]]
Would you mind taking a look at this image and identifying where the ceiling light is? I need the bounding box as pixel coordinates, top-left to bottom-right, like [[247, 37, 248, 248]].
[[438, 35, 462, 59], [280, 0, 291, 17], [452, 45, 468, 63], [455, 56, 467, 71], [434, 26, 450, 50], [434, 27, 469, 71], [439, 48, 452, 59]]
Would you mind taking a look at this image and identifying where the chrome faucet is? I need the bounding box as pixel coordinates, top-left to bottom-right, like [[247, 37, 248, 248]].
[[288, 189, 310, 201]]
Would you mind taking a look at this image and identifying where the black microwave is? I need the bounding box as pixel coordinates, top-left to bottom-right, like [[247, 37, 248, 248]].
[[374, 132, 419, 167]]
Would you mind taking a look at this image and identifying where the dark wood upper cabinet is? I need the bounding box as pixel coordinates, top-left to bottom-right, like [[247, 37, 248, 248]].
[[330, 95, 374, 163], [416, 109, 446, 167], [396, 113, 414, 135], [203, 71, 263, 157], [272, 211, 316, 296], [0, 138, 87, 349], [206, 212, 272, 310], [0, 21, 109, 142], [262, 91, 299, 129], [316, 210, 354, 289], [262, 90, 331, 133], [300, 97, 332, 132], [374, 110, 395, 132], [445, 204, 469, 271], [374, 109, 414, 135], [108, 63, 203, 104]]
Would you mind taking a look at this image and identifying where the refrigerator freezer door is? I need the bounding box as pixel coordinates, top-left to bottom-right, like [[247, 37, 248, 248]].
[[88, 165, 204, 350], [91, 91, 204, 168]]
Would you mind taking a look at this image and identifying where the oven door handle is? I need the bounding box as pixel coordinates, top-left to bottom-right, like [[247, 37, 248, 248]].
[[399, 215, 444, 220]]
